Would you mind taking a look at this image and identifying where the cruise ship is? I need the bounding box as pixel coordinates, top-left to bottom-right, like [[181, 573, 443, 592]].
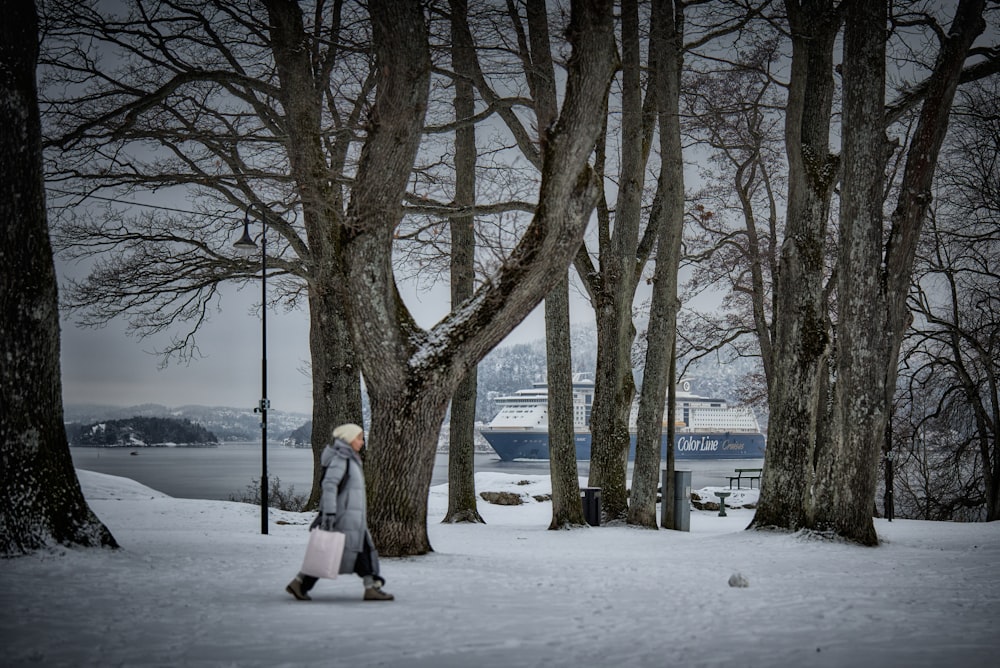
[[479, 375, 766, 461]]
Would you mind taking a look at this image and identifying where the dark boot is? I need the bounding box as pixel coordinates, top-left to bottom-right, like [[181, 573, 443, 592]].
[[286, 577, 312, 601]]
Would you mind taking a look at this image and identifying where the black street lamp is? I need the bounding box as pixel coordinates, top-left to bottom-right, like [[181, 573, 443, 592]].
[[234, 207, 269, 535]]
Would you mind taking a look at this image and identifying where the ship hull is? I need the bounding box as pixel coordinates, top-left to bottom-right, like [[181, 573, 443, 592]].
[[479, 428, 766, 461]]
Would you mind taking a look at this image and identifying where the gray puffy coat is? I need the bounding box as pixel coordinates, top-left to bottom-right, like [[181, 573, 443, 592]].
[[318, 439, 377, 575]]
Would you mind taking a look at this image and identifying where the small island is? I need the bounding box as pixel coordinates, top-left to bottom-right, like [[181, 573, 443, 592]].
[[67, 416, 219, 447]]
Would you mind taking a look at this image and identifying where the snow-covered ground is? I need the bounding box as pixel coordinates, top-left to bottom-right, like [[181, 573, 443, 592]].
[[2, 470, 998, 667]]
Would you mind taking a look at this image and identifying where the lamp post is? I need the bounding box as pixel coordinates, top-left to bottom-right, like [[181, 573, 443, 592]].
[[234, 207, 269, 535]]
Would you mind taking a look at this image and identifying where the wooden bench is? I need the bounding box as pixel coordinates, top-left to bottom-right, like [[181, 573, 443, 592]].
[[728, 468, 762, 490]]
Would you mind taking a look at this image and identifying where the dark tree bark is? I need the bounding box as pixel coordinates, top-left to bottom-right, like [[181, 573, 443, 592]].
[[753, 0, 988, 541], [811, 0, 889, 545], [0, 0, 117, 555], [443, 0, 484, 525], [750, 0, 841, 532], [342, 0, 616, 556]]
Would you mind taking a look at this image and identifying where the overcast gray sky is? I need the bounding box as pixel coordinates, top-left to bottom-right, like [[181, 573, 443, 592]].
[[57, 273, 558, 415], [58, 280, 313, 414]]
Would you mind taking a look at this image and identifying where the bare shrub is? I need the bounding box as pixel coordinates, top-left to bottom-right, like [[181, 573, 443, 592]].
[[229, 477, 308, 512]]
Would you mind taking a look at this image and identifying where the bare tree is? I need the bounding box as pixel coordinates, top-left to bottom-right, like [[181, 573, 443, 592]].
[[890, 379, 989, 522], [42, 0, 367, 509], [520, 0, 588, 528], [810, 0, 889, 544], [628, 0, 768, 528], [42, 0, 616, 555], [749, 0, 842, 533], [678, 31, 786, 396], [898, 79, 1000, 520], [676, 2, 997, 535], [339, 0, 617, 555], [1, 0, 117, 555], [627, 0, 687, 528], [429, 0, 613, 528], [545, 272, 587, 527], [442, 0, 485, 525], [753, 0, 991, 542], [577, 0, 650, 522]]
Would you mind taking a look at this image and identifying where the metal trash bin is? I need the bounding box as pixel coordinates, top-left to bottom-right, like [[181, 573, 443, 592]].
[[661, 469, 691, 531], [581, 487, 601, 526]]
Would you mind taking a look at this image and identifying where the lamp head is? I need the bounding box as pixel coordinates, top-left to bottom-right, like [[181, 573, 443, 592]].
[[233, 212, 258, 255]]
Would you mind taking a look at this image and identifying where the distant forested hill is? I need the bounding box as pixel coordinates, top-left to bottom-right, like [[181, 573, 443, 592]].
[[68, 416, 218, 446], [286, 421, 311, 447], [476, 322, 767, 427], [63, 404, 309, 442], [477, 328, 598, 421]]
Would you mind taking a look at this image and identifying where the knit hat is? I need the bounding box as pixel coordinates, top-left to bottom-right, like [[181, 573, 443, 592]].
[[332, 423, 364, 444]]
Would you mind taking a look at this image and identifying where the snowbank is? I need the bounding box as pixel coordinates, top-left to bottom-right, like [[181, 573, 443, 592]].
[[1, 469, 997, 667]]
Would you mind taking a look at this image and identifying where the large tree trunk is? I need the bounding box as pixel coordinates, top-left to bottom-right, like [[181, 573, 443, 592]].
[[264, 0, 365, 508], [750, 1, 840, 532], [587, 0, 645, 521], [343, 0, 616, 556], [367, 381, 453, 555], [753, 0, 986, 539], [0, 0, 117, 555], [443, 0, 483, 524], [811, 0, 887, 545], [306, 283, 363, 509], [587, 311, 635, 522], [629, 0, 685, 529]]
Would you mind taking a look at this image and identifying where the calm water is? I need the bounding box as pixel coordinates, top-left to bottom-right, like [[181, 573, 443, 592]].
[[70, 442, 762, 500]]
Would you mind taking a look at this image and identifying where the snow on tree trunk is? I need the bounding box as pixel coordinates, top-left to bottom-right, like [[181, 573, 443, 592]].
[[342, 0, 616, 556], [1, 0, 117, 555]]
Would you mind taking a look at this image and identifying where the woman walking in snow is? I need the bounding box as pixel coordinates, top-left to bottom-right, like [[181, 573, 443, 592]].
[[286, 423, 394, 601]]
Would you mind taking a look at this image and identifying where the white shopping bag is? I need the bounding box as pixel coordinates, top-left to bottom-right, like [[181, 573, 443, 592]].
[[300, 529, 346, 579]]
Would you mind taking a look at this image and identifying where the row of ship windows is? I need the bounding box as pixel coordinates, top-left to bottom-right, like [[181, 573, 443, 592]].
[[506, 405, 749, 420]]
